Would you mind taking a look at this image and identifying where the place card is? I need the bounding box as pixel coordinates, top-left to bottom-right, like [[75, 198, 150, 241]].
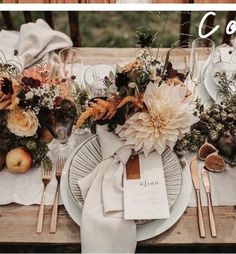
[[123, 151, 170, 220]]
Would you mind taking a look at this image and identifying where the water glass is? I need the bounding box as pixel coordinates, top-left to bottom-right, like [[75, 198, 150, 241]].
[[59, 47, 84, 94], [83, 64, 115, 97], [190, 38, 215, 85]]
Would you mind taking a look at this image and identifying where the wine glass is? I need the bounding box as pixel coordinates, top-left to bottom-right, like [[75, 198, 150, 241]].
[[59, 47, 84, 95], [163, 47, 190, 76], [190, 38, 215, 86], [83, 64, 115, 97]]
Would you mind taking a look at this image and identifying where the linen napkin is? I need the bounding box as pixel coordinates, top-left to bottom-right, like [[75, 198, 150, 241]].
[[213, 38, 236, 65], [78, 125, 137, 253], [0, 19, 72, 71]]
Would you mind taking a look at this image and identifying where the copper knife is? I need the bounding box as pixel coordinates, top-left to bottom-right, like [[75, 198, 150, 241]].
[[202, 169, 217, 237], [190, 157, 205, 238]]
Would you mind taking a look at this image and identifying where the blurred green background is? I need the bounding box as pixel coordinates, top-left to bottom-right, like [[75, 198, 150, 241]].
[[0, 11, 230, 47]]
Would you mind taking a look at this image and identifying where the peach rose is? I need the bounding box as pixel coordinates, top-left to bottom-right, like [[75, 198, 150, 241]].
[[7, 108, 39, 137]]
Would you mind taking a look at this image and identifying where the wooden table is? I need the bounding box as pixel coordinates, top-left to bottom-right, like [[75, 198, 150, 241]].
[[1, 48, 236, 253]]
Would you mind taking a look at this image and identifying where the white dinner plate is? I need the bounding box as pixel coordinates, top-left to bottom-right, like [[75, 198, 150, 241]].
[[60, 137, 192, 241], [204, 48, 236, 103], [68, 135, 182, 211]]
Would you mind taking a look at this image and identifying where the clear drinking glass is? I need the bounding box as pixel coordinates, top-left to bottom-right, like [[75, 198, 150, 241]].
[[83, 64, 115, 97], [190, 38, 215, 86], [53, 100, 77, 156], [164, 47, 191, 76], [55, 119, 74, 155], [59, 47, 84, 94]]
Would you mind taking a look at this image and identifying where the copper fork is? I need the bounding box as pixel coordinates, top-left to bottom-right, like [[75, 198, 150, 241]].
[[37, 169, 52, 233], [49, 156, 65, 233]]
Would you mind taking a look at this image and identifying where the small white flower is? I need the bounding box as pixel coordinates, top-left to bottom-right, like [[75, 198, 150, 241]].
[[25, 91, 34, 100]]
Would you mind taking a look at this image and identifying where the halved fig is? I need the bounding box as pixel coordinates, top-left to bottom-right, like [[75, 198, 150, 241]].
[[198, 142, 218, 161], [205, 152, 226, 173]]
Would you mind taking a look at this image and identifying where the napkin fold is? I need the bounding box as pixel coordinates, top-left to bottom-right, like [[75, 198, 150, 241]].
[[78, 125, 137, 253], [0, 19, 72, 71], [213, 37, 236, 65]]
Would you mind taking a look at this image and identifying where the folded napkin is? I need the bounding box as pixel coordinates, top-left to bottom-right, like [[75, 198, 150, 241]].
[[78, 125, 137, 253], [213, 38, 236, 65], [0, 19, 72, 71]]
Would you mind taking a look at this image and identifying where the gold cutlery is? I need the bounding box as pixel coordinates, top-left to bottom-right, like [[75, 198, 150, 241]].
[[202, 168, 217, 237], [190, 157, 205, 238], [37, 169, 52, 233], [50, 156, 65, 234]]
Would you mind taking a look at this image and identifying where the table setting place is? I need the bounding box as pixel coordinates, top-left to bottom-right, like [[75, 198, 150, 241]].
[[0, 20, 235, 253]]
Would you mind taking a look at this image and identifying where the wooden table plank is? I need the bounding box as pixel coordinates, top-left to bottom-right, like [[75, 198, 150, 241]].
[[78, 47, 191, 64], [1, 204, 236, 245]]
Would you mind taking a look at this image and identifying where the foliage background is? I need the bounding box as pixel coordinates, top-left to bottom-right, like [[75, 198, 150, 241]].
[[0, 11, 231, 47]]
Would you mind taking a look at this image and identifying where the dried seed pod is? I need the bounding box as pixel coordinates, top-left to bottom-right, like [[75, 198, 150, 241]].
[[205, 152, 226, 173], [198, 142, 218, 161]]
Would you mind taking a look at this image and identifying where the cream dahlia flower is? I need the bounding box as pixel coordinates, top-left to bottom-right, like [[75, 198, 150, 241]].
[[7, 108, 39, 137], [117, 82, 198, 156]]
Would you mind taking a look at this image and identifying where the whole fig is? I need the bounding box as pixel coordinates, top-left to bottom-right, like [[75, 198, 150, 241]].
[[217, 133, 236, 161]]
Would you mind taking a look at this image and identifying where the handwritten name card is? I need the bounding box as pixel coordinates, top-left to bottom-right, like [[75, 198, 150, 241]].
[[123, 151, 170, 220]]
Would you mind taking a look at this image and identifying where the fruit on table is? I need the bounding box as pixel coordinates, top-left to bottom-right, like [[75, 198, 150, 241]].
[[0, 150, 6, 171], [217, 134, 236, 161], [6, 147, 32, 174], [205, 152, 226, 173], [198, 142, 218, 161]]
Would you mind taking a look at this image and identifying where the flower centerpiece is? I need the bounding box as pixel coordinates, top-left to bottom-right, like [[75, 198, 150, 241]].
[[76, 27, 198, 157], [0, 60, 86, 173], [174, 74, 236, 167]]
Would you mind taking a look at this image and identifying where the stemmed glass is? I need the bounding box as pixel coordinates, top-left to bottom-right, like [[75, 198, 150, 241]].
[[59, 47, 85, 95], [83, 64, 115, 97], [190, 38, 215, 87]]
